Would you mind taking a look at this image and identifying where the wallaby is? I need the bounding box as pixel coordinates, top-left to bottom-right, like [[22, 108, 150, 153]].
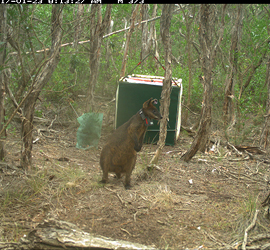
[[100, 98, 162, 189]]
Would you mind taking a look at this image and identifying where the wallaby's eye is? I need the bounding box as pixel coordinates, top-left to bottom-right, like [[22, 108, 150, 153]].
[[153, 109, 156, 113]]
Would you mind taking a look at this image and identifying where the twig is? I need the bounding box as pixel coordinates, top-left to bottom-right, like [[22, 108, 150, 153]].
[[227, 156, 250, 162], [245, 150, 254, 160], [261, 191, 270, 207], [104, 187, 125, 206], [242, 209, 259, 250], [116, 193, 125, 205], [182, 103, 200, 116], [48, 115, 57, 130], [8, 15, 164, 57], [120, 228, 131, 236], [202, 230, 228, 247], [221, 170, 258, 184], [69, 102, 79, 118], [227, 142, 242, 156], [3, 70, 22, 114], [249, 233, 270, 243]]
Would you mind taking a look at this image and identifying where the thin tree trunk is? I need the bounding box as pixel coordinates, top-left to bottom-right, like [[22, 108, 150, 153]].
[[85, 5, 112, 112], [153, 25, 160, 73], [182, 4, 226, 162], [120, 17, 127, 54], [120, 5, 140, 79], [150, 4, 174, 165], [141, 4, 158, 70], [141, 4, 149, 68], [21, 5, 64, 169], [183, 26, 193, 127], [73, 5, 84, 51], [103, 19, 114, 95], [0, 5, 7, 160], [179, 5, 195, 126], [223, 4, 243, 128], [260, 57, 270, 149], [238, 49, 267, 100]]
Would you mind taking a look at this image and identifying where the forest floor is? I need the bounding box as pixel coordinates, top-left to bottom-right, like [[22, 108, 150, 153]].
[[1, 98, 270, 250]]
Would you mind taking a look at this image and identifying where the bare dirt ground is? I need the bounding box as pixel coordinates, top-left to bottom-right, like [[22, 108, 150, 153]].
[[1, 99, 270, 249]]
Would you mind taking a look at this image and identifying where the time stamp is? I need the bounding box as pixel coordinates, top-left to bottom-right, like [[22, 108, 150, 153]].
[[1, 0, 144, 3]]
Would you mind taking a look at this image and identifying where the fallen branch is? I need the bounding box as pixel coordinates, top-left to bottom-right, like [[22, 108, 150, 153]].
[[249, 233, 270, 243], [227, 142, 242, 156], [261, 191, 270, 208], [0, 218, 157, 250], [242, 209, 259, 250], [202, 230, 229, 247], [47, 115, 57, 130]]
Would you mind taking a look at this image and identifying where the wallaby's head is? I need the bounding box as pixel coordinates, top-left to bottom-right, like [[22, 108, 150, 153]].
[[142, 98, 163, 120]]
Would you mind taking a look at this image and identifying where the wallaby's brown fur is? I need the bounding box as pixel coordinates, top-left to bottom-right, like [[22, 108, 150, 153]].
[[100, 98, 162, 189]]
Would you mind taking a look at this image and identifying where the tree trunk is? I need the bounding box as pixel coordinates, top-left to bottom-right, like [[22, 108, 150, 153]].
[[179, 5, 195, 126], [85, 5, 112, 113], [141, 4, 149, 68], [150, 4, 174, 165], [260, 57, 270, 149], [140, 4, 157, 69], [73, 5, 84, 51], [120, 5, 140, 79], [0, 218, 157, 250], [0, 5, 7, 160], [223, 4, 243, 128], [103, 19, 114, 95], [21, 5, 64, 169], [182, 4, 226, 162]]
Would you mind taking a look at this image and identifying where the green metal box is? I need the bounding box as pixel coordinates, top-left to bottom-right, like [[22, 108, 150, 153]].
[[115, 75, 182, 145]]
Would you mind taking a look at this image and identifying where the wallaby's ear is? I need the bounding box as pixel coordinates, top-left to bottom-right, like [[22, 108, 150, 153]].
[[143, 98, 158, 109], [143, 98, 153, 109]]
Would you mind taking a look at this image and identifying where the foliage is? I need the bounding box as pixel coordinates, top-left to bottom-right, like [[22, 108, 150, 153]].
[[2, 4, 270, 139]]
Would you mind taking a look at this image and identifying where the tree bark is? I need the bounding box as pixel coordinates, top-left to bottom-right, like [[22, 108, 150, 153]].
[[0, 218, 157, 250], [179, 5, 196, 126], [103, 19, 114, 95], [260, 57, 270, 149], [150, 4, 174, 165], [85, 4, 112, 113], [140, 4, 157, 69], [223, 4, 243, 128], [141, 4, 149, 67], [21, 5, 64, 169], [120, 5, 140, 79], [0, 5, 7, 160], [182, 4, 226, 162], [73, 4, 84, 51]]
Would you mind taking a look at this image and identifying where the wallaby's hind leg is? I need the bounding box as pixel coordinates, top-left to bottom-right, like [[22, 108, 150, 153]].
[[124, 155, 137, 189], [100, 169, 108, 183], [100, 145, 113, 184], [100, 156, 109, 184], [101, 173, 108, 183]]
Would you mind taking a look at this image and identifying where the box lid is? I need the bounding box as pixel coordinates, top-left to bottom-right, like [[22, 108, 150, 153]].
[[121, 74, 182, 87]]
